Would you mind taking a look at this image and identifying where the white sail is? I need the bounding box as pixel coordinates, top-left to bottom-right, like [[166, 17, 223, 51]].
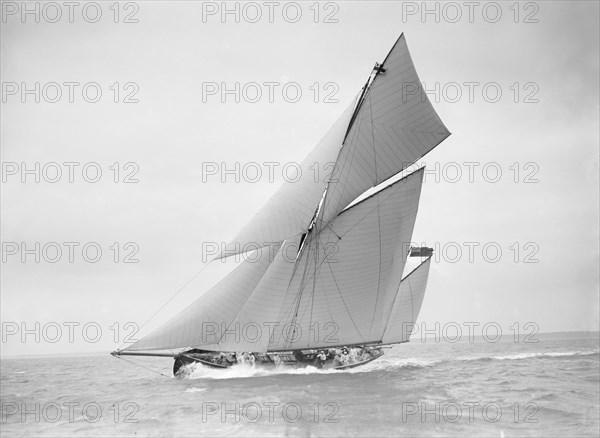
[[320, 34, 450, 226], [267, 168, 424, 351], [215, 101, 356, 259], [124, 244, 281, 352], [218, 35, 450, 260], [119, 35, 447, 358], [382, 257, 431, 344], [214, 236, 302, 353]]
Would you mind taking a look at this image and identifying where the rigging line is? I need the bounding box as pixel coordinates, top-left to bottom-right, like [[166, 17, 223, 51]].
[[314, 217, 342, 240], [280, 230, 339, 346], [288, 227, 322, 349], [280, 172, 403, 342], [307, 224, 320, 348], [117, 260, 212, 351], [368, 92, 383, 337], [330, 106, 367, 216], [291, 188, 327, 297], [312, 230, 338, 339], [114, 354, 172, 379], [326, 260, 366, 344], [291, 192, 392, 307], [409, 278, 415, 327], [280, 236, 315, 346]]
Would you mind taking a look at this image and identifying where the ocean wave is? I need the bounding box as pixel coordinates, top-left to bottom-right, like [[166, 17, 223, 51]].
[[372, 349, 599, 371], [481, 349, 599, 361]]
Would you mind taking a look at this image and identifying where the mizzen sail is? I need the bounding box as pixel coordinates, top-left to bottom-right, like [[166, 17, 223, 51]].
[[382, 256, 432, 344]]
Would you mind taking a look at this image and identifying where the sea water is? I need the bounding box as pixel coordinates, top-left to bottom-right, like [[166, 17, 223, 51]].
[[1, 332, 598, 437]]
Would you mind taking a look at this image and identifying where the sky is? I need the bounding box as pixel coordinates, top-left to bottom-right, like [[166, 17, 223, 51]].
[[1, 0, 599, 357]]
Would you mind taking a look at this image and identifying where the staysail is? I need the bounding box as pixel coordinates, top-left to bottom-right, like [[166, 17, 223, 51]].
[[123, 244, 280, 352], [125, 240, 306, 353], [382, 256, 432, 344]]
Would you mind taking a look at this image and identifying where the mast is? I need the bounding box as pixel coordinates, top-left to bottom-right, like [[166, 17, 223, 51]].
[[343, 61, 385, 143]]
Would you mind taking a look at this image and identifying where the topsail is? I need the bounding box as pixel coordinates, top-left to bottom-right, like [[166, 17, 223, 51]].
[[217, 34, 449, 260], [122, 34, 450, 357]]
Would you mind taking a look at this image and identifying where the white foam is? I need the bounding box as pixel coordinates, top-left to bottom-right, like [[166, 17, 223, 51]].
[[178, 359, 390, 380], [184, 387, 207, 393]]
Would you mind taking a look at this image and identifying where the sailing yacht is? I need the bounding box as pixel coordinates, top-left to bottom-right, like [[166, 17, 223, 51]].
[[112, 34, 450, 377]]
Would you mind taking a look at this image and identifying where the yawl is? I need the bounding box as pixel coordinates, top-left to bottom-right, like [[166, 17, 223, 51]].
[[112, 34, 450, 377]]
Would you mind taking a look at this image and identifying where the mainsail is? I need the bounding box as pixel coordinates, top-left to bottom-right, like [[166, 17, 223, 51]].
[[267, 168, 425, 351], [123, 34, 449, 355]]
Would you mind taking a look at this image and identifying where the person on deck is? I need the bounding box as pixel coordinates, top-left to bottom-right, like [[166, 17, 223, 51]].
[[316, 350, 327, 368], [340, 348, 350, 365]]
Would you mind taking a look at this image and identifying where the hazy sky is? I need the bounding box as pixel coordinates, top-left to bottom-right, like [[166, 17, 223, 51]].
[[1, 1, 598, 357]]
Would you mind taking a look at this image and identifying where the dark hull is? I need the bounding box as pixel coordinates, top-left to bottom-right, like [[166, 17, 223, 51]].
[[173, 347, 384, 377]]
